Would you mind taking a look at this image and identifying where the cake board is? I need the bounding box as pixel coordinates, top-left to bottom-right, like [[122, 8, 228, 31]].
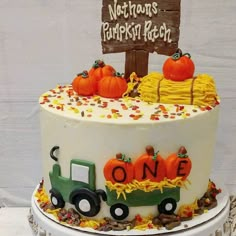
[[29, 179, 230, 236]]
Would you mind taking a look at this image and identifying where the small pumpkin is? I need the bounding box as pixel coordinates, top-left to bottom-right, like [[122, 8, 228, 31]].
[[89, 60, 116, 90], [72, 70, 96, 96], [165, 146, 192, 180], [98, 72, 128, 98], [134, 146, 166, 182], [103, 153, 134, 184], [162, 49, 195, 81]]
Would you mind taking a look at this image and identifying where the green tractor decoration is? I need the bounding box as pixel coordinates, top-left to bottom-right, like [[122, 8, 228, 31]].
[[49, 146, 182, 220]]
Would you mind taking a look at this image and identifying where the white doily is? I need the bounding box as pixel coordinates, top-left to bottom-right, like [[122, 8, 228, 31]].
[[28, 196, 235, 236], [226, 195, 236, 235]]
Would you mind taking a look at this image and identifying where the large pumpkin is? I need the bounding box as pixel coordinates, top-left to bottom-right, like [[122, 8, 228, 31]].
[[165, 146, 192, 180], [103, 153, 134, 184], [134, 146, 166, 182], [72, 70, 96, 96], [88, 60, 116, 90], [162, 49, 195, 81], [98, 72, 128, 98]]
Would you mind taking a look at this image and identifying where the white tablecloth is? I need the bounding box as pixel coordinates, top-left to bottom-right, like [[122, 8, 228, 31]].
[[0, 208, 32, 236]]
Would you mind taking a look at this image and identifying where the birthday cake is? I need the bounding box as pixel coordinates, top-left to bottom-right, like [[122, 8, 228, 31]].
[[33, 0, 223, 234]]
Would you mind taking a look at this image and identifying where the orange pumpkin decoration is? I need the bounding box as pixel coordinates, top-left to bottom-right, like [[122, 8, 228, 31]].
[[98, 72, 128, 98], [88, 60, 116, 90], [103, 153, 134, 184], [165, 146, 192, 180], [134, 146, 166, 182], [162, 49, 195, 81], [72, 70, 96, 96]]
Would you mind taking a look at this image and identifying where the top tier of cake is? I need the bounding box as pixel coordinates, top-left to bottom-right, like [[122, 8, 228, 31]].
[[39, 84, 219, 125]]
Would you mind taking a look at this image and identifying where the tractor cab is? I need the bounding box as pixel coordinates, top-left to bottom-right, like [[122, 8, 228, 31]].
[[49, 146, 106, 217]]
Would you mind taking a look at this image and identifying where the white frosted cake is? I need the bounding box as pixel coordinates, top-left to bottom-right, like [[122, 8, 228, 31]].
[[34, 53, 222, 232], [31, 0, 225, 233]]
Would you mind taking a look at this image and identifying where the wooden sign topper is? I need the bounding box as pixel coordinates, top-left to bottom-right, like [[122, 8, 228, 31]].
[[101, 0, 181, 78]]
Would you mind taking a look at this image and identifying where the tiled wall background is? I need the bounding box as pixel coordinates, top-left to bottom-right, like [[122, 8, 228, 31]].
[[0, 0, 236, 206]]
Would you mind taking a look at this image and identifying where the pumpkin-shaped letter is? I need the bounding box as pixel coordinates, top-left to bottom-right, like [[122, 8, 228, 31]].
[[162, 49, 195, 81], [134, 146, 166, 182], [165, 146, 192, 180], [103, 153, 134, 184]]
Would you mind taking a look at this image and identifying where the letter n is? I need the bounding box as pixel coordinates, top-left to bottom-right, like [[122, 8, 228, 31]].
[[142, 161, 158, 179]]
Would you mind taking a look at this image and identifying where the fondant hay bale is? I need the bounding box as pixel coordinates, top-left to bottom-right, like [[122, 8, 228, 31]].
[[138, 72, 218, 106]]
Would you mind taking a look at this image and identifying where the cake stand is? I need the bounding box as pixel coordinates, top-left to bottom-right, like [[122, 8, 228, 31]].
[[29, 180, 230, 236]]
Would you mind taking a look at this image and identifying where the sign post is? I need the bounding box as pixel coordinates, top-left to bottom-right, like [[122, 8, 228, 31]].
[[101, 0, 181, 78]]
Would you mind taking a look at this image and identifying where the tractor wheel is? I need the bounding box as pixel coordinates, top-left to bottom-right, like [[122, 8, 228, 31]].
[[50, 189, 65, 209], [158, 198, 177, 214], [110, 203, 129, 220], [73, 190, 100, 217]]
